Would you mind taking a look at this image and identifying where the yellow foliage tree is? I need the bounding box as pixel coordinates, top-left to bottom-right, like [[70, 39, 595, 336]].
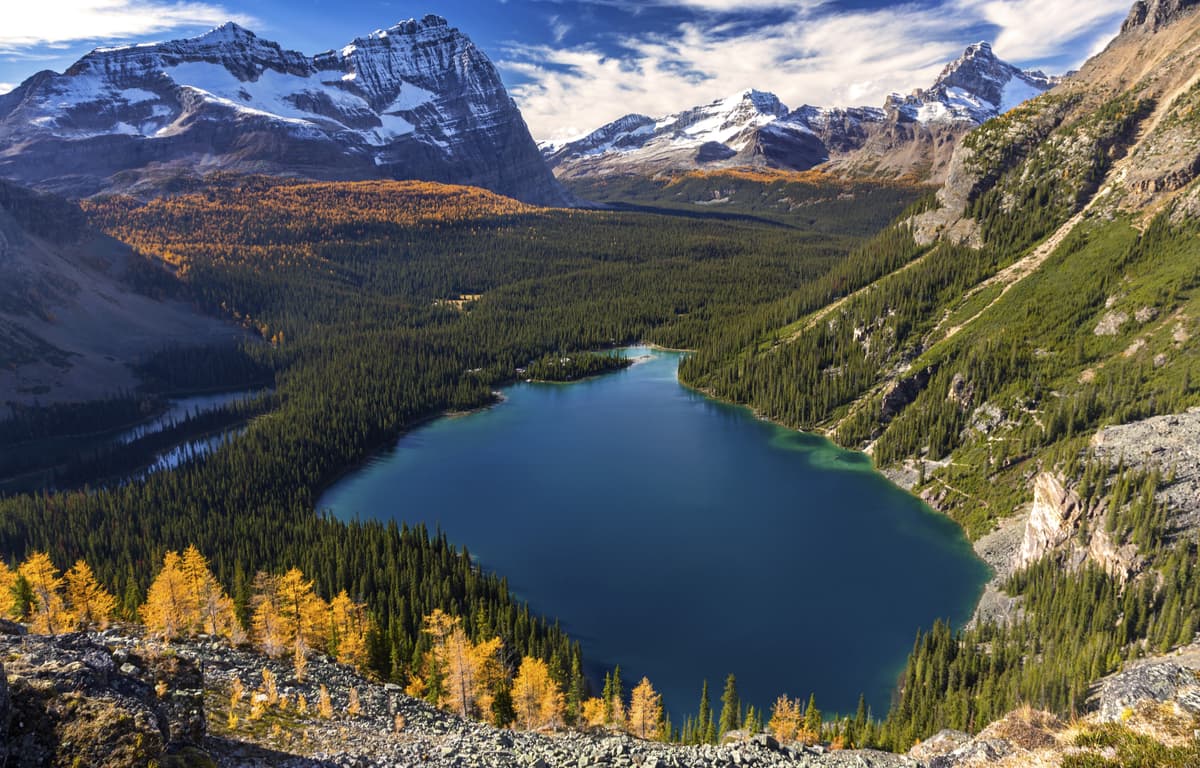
[[328, 589, 371, 668], [274, 567, 327, 652], [511, 656, 564, 731], [0, 561, 16, 618], [250, 572, 287, 657], [64, 559, 116, 630], [141, 551, 191, 640], [19, 552, 70, 634], [411, 610, 504, 718], [581, 697, 608, 729], [180, 545, 242, 640], [627, 677, 663, 740], [768, 695, 803, 743]]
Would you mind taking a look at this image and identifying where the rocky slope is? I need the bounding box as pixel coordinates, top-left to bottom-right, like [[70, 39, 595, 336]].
[[0, 17, 568, 205], [0, 180, 240, 404], [543, 44, 1058, 184], [3, 624, 1196, 768]]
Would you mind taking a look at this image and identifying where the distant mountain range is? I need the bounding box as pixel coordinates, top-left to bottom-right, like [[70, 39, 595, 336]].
[[543, 42, 1062, 184], [0, 16, 569, 205]]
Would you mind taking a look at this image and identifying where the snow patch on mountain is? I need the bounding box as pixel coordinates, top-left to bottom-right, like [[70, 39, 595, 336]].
[[545, 42, 1060, 181], [0, 16, 569, 205]]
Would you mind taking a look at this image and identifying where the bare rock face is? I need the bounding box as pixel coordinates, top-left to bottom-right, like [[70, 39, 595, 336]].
[[1015, 472, 1141, 582], [1095, 658, 1200, 722], [0, 17, 568, 205], [0, 632, 210, 767], [1018, 473, 1087, 568], [1122, 0, 1200, 32]]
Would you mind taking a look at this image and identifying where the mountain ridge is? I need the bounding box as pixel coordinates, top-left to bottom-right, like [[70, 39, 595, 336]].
[[544, 42, 1062, 184], [0, 17, 569, 205]]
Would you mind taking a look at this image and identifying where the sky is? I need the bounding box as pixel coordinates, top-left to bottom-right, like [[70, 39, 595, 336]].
[[0, 0, 1134, 142]]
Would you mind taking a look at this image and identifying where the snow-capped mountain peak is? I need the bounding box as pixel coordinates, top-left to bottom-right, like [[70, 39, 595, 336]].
[[544, 43, 1061, 183], [0, 18, 567, 204]]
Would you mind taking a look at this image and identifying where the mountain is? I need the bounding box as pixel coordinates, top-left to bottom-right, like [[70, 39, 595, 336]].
[[0, 17, 568, 205], [0, 180, 239, 404], [544, 42, 1060, 183]]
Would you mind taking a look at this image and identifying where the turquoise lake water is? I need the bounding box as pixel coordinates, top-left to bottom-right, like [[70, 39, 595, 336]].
[[319, 347, 989, 721]]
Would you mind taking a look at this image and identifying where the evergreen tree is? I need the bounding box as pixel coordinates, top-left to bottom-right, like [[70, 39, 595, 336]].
[[718, 674, 741, 736], [696, 680, 713, 744]]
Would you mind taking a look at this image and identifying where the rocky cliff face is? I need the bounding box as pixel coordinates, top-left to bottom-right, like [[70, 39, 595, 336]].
[[0, 17, 568, 205], [1016, 472, 1141, 582], [1122, 0, 1200, 31], [544, 44, 1058, 184]]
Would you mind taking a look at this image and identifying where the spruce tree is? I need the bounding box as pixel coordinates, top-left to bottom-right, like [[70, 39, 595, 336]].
[[696, 680, 712, 744], [718, 674, 740, 736]]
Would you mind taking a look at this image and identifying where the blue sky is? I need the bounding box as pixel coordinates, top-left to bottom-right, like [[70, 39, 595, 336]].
[[2, 1, 1133, 141]]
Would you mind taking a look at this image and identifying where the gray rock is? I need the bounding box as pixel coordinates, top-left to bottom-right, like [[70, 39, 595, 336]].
[[1094, 659, 1200, 721]]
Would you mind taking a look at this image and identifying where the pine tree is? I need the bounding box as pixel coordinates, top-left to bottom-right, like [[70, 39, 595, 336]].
[[10, 573, 34, 622], [696, 680, 713, 744], [627, 677, 663, 740], [804, 693, 822, 741], [718, 674, 741, 736], [609, 665, 626, 729], [64, 559, 116, 630], [20, 552, 70, 634]]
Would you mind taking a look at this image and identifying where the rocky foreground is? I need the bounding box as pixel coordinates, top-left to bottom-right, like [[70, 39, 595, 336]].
[[0, 622, 1197, 768]]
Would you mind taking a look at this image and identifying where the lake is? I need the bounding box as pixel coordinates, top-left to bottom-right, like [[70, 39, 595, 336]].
[[319, 347, 989, 722]]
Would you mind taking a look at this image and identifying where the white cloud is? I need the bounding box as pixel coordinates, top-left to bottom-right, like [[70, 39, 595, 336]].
[[0, 83, 14, 95], [0, 1, 256, 50], [955, 0, 1131, 59], [508, 0, 1129, 142]]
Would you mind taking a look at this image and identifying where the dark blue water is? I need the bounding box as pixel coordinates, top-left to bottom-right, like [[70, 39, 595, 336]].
[[319, 348, 988, 722]]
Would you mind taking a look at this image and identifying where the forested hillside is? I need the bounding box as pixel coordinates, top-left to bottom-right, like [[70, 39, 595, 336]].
[[0, 174, 917, 725]]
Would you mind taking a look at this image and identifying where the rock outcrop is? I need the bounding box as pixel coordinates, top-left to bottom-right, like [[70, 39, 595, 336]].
[[1016, 472, 1141, 581], [0, 17, 568, 205], [1122, 0, 1200, 32]]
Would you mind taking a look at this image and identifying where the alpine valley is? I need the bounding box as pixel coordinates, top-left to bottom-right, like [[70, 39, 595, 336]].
[[1, 2, 1200, 768]]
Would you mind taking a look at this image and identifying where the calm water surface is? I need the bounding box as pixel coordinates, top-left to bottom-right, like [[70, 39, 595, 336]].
[[319, 348, 988, 720]]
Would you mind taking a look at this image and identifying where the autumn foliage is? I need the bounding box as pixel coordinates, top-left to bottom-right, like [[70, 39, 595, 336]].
[[4, 546, 372, 677]]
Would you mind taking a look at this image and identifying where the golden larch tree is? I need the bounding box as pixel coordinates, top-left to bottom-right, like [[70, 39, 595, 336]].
[[180, 545, 242, 640], [511, 656, 564, 731], [273, 567, 328, 653], [627, 677, 663, 740], [19, 552, 70, 634], [141, 551, 190, 639], [581, 697, 608, 729], [328, 589, 371, 668], [0, 560, 17, 618], [768, 695, 802, 743], [250, 572, 288, 657], [64, 559, 116, 630]]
